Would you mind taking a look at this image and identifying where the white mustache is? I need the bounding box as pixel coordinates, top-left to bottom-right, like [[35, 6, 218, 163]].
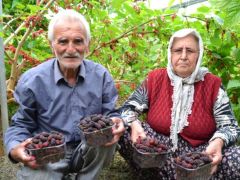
[[63, 52, 82, 58]]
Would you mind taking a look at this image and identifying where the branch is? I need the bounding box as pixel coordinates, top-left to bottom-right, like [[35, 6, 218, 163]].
[[17, 58, 26, 72], [7, 0, 56, 90], [4, 23, 26, 46], [7, 88, 14, 96], [87, 13, 176, 58], [4, 0, 56, 46], [8, 25, 36, 91], [7, 98, 16, 104], [182, 15, 207, 22], [3, 17, 20, 31], [87, 18, 157, 57], [4, 51, 14, 62]]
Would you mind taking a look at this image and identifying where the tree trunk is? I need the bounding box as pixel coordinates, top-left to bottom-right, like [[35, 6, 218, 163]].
[[0, 114, 4, 156]]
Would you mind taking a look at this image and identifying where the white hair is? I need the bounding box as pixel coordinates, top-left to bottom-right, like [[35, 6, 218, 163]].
[[48, 9, 91, 43]]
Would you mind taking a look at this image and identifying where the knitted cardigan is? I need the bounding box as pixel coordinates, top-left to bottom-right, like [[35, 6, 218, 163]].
[[147, 69, 221, 146]]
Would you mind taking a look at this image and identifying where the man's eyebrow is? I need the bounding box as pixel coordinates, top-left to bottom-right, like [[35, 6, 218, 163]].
[[57, 37, 67, 41], [75, 37, 84, 40]]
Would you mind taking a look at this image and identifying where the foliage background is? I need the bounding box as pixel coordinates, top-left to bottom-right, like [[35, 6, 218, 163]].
[[2, 0, 240, 122]]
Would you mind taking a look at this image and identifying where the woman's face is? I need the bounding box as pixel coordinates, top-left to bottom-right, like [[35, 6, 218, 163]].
[[171, 35, 199, 78]]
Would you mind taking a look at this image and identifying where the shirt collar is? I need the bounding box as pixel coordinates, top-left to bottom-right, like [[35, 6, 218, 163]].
[[54, 59, 86, 84]]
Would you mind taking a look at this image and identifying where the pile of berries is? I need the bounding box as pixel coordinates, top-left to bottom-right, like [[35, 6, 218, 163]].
[[79, 114, 114, 132], [133, 137, 168, 153], [174, 152, 212, 169], [26, 131, 64, 149]]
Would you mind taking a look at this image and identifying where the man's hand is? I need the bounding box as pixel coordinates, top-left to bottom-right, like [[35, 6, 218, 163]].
[[10, 138, 39, 169], [204, 138, 224, 174], [130, 120, 146, 143], [104, 117, 125, 146]]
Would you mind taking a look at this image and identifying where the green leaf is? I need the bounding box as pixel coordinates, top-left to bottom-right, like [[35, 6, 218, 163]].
[[210, 29, 222, 47], [27, 41, 35, 49], [197, 6, 210, 13], [11, 0, 29, 10], [227, 80, 240, 90], [123, 2, 135, 14], [168, 0, 176, 7], [212, 14, 224, 25], [232, 48, 240, 61], [27, 5, 43, 13], [111, 0, 125, 9], [212, 53, 222, 59], [209, 0, 240, 27]]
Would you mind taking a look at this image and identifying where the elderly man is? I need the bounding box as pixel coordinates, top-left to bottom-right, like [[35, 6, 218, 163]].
[[4, 9, 125, 180]]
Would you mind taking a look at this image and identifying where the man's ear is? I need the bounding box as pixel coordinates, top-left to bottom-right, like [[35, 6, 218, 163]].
[[49, 40, 55, 55], [85, 41, 90, 54]]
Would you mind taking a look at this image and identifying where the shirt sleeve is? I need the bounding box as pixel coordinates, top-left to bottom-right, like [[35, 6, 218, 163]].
[[209, 85, 240, 147], [118, 78, 149, 126], [4, 78, 37, 155]]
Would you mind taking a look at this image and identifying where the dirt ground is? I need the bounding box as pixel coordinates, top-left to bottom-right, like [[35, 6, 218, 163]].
[[0, 151, 134, 180], [0, 155, 20, 180]]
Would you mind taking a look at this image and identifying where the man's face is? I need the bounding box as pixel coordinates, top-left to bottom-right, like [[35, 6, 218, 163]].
[[51, 20, 89, 70]]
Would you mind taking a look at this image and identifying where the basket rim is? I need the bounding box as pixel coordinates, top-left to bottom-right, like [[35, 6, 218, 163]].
[[132, 143, 170, 155]]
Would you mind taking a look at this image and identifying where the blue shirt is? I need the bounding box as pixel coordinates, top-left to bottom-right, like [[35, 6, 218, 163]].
[[4, 58, 119, 154]]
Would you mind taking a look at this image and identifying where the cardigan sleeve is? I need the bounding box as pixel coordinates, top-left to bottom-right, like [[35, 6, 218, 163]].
[[118, 78, 149, 126], [210, 85, 240, 146]]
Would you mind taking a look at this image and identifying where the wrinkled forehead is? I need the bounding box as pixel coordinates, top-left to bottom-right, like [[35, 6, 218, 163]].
[[171, 34, 199, 49], [53, 19, 87, 39], [55, 17, 86, 30]]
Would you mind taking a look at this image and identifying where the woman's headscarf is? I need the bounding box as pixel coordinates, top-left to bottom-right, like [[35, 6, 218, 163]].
[[166, 28, 209, 150]]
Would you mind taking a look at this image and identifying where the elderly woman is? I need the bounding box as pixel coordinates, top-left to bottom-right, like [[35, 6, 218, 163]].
[[118, 28, 240, 179]]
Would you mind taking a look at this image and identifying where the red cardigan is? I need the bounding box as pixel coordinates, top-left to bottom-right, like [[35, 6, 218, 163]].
[[147, 68, 221, 147]]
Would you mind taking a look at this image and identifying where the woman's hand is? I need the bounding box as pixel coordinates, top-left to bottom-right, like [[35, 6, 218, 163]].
[[130, 120, 146, 143], [9, 138, 39, 169], [105, 117, 125, 146], [204, 138, 224, 174]]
